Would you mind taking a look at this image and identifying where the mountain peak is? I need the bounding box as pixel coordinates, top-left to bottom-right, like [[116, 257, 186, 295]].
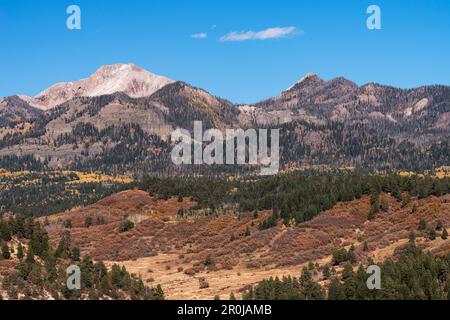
[[299, 72, 320, 82], [20, 64, 175, 110], [95, 63, 143, 75], [285, 72, 323, 92]]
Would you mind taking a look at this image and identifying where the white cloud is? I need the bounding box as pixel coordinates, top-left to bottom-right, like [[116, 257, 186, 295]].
[[220, 26, 298, 42], [191, 33, 208, 39]]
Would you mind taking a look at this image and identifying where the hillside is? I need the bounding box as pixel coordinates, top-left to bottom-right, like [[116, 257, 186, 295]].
[[0, 96, 42, 127], [36, 184, 450, 299], [1, 172, 450, 300]]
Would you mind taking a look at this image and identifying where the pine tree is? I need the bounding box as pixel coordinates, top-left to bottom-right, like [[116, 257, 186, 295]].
[[328, 278, 346, 300], [418, 219, 427, 231], [100, 276, 111, 295], [322, 265, 331, 279], [442, 229, 448, 240], [25, 246, 35, 264], [300, 267, 324, 300], [64, 219, 72, 229], [54, 231, 71, 259], [391, 185, 402, 202], [96, 216, 106, 225], [84, 216, 93, 228], [401, 194, 412, 208], [0, 220, 11, 242], [363, 241, 369, 252], [1, 242, 11, 259], [71, 246, 81, 261], [229, 292, 236, 300], [204, 255, 214, 266], [17, 243, 24, 260], [118, 220, 134, 233], [428, 228, 436, 241], [348, 245, 356, 264], [109, 264, 123, 289], [409, 230, 416, 243], [88, 288, 99, 300], [380, 198, 389, 212], [370, 191, 380, 214]]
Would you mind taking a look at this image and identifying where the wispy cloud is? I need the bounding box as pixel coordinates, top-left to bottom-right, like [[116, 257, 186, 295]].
[[191, 33, 208, 39], [220, 26, 298, 42]]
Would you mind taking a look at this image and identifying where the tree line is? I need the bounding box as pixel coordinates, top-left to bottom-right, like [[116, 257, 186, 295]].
[[141, 174, 450, 227]]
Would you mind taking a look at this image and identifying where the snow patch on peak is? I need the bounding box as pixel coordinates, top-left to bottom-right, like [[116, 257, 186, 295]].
[[27, 63, 175, 110], [95, 63, 139, 75], [299, 72, 318, 82], [284, 72, 321, 92]]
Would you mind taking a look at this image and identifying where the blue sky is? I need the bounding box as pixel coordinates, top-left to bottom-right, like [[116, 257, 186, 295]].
[[0, 0, 449, 103]]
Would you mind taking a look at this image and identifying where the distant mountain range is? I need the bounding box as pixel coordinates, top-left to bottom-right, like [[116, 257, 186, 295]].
[[0, 63, 449, 175]]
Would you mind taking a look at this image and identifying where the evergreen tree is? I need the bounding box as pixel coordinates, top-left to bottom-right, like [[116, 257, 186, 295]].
[[380, 198, 389, 212], [54, 231, 71, 259], [328, 278, 345, 300], [17, 243, 24, 260], [363, 241, 369, 252], [442, 229, 448, 240], [25, 246, 35, 264], [300, 267, 324, 300], [1, 242, 11, 259], [409, 230, 416, 243], [204, 255, 214, 266], [71, 246, 81, 261], [370, 191, 380, 214], [401, 194, 412, 208], [84, 216, 93, 228], [418, 219, 427, 231], [0, 221, 12, 241], [118, 220, 134, 233], [96, 216, 106, 225], [322, 265, 331, 279], [64, 219, 73, 229], [348, 245, 356, 264], [428, 228, 436, 240]]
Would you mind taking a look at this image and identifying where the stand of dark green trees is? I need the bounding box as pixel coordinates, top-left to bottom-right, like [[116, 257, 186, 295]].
[[244, 244, 450, 300], [141, 174, 450, 227], [0, 215, 164, 300]]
